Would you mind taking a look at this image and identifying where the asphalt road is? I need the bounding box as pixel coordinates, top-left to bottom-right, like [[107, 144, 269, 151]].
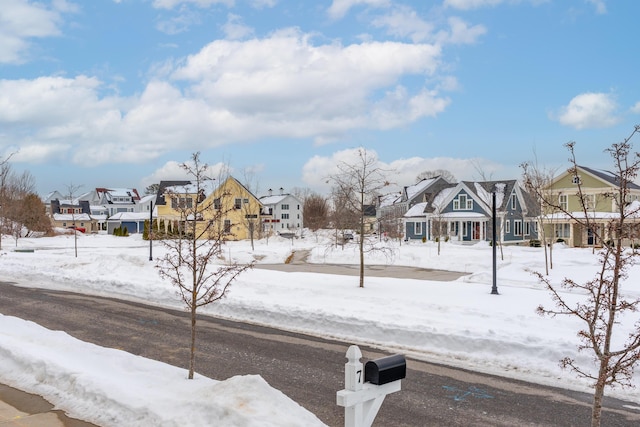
[[1, 281, 640, 426]]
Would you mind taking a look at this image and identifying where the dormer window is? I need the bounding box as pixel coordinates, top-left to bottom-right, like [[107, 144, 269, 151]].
[[453, 194, 473, 210]]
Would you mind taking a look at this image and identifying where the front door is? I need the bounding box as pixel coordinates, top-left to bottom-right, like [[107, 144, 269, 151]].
[[472, 221, 481, 240]]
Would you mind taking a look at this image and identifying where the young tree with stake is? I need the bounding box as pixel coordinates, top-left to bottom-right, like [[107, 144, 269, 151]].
[[533, 126, 640, 427], [156, 152, 254, 379]]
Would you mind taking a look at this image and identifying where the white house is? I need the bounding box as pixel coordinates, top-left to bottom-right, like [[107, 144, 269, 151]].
[[259, 188, 304, 235]]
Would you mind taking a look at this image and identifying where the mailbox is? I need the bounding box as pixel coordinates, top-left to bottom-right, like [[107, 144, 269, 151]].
[[364, 354, 406, 385]]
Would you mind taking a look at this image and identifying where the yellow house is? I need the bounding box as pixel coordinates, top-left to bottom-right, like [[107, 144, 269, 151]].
[[154, 177, 262, 241], [203, 176, 263, 241], [544, 165, 640, 247]]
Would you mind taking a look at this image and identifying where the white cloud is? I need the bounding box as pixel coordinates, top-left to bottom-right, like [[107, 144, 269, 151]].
[[371, 5, 434, 43], [250, 0, 277, 8], [0, 0, 67, 64], [152, 0, 233, 10], [0, 30, 450, 166], [221, 14, 254, 40], [554, 92, 620, 130], [141, 159, 230, 188], [632, 102, 640, 114], [156, 7, 202, 35], [437, 16, 487, 45], [302, 149, 503, 193], [327, 0, 390, 20], [443, 0, 505, 10]]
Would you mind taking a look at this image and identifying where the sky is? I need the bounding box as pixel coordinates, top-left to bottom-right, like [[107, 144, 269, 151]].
[[1, 0, 640, 198], [2, 231, 640, 425]]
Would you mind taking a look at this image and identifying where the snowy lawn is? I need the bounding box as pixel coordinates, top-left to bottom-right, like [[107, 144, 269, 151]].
[[2, 231, 640, 425]]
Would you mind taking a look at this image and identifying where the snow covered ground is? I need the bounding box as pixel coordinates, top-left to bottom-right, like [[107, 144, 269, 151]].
[[1, 231, 640, 426]]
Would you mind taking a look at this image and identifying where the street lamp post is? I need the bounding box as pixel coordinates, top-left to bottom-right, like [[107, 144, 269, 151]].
[[491, 192, 499, 295], [149, 201, 153, 261]]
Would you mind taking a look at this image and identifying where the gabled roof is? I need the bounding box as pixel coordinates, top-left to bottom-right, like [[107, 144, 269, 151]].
[[404, 202, 428, 218], [577, 165, 640, 190], [405, 177, 439, 202], [155, 180, 192, 206], [551, 165, 640, 190], [259, 194, 289, 205]]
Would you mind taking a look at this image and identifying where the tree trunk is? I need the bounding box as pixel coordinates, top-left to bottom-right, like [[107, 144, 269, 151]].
[[189, 303, 197, 379], [591, 366, 606, 427]]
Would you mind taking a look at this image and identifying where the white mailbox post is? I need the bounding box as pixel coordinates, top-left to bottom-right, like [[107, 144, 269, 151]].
[[336, 345, 404, 427]]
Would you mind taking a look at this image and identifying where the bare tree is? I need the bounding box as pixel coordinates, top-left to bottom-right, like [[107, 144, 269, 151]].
[[303, 193, 329, 241], [19, 193, 52, 236], [156, 152, 254, 379], [521, 158, 559, 275], [144, 183, 160, 196], [417, 169, 457, 184], [534, 127, 640, 427], [328, 147, 391, 288], [4, 170, 37, 246], [240, 169, 260, 250], [0, 153, 18, 250], [65, 183, 83, 258]]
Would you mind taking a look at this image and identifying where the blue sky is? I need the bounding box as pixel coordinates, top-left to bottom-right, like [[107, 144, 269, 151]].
[[1, 0, 639, 197]]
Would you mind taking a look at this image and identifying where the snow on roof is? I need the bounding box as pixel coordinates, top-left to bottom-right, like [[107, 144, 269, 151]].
[[138, 194, 155, 204], [473, 182, 507, 208], [404, 202, 428, 217], [406, 178, 437, 201], [378, 192, 402, 208], [107, 212, 150, 221], [431, 187, 456, 210], [259, 195, 288, 205], [52, 213, 92, 221]]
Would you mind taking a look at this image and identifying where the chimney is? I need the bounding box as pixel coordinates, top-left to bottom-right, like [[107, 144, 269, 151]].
[[279, 187, 284, 195]]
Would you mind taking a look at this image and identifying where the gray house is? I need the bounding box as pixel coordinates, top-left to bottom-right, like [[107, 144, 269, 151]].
[[404, 180, 539, 244]]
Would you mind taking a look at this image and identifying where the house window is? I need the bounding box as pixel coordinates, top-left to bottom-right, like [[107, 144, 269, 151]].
[[462, 222, 468, 237], [214, 198, 221, 209], [234, 198, 242, 209], [505, 220, 511, 234], [510, 194, 517, 210], [585, 194, 596, 210], [243, 198, 249, 204], [453, 194, 473, 211], [223, 220, 231, 234], [514, 220, 522, 236], [559, 194, 568, 211], [525, 222, 530, 236], [414, 222, 422, 235], [281, 213, 289, 219], [555, 223, 570, 238], [572, 175, 582, 185], [281, 204, 289, 210]]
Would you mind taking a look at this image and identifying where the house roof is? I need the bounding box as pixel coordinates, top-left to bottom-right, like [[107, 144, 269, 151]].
[[404, 202, 428, 217], [577, 165, 640, 190], [405, 177, 439, 202], [96, 187, 141, 202], [259, 194, 289, 205], [155, 180, 192, 205]]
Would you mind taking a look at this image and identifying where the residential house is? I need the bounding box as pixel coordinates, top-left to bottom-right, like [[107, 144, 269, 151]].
[[106, 212, 150, 234], [404, 180, 539, 244], [377, 176, 452, 238], [543, 165, 640, 247], [259, 188, 303, 236], [155, 177, 262, 241], [93, 187, 141, 216], [208, 176, 263, 241], [49, 198, 97, 232], [154, 180, 199, 234]]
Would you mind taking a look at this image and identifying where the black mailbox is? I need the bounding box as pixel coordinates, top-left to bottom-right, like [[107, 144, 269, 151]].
[[364, 354, 406, 385]]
